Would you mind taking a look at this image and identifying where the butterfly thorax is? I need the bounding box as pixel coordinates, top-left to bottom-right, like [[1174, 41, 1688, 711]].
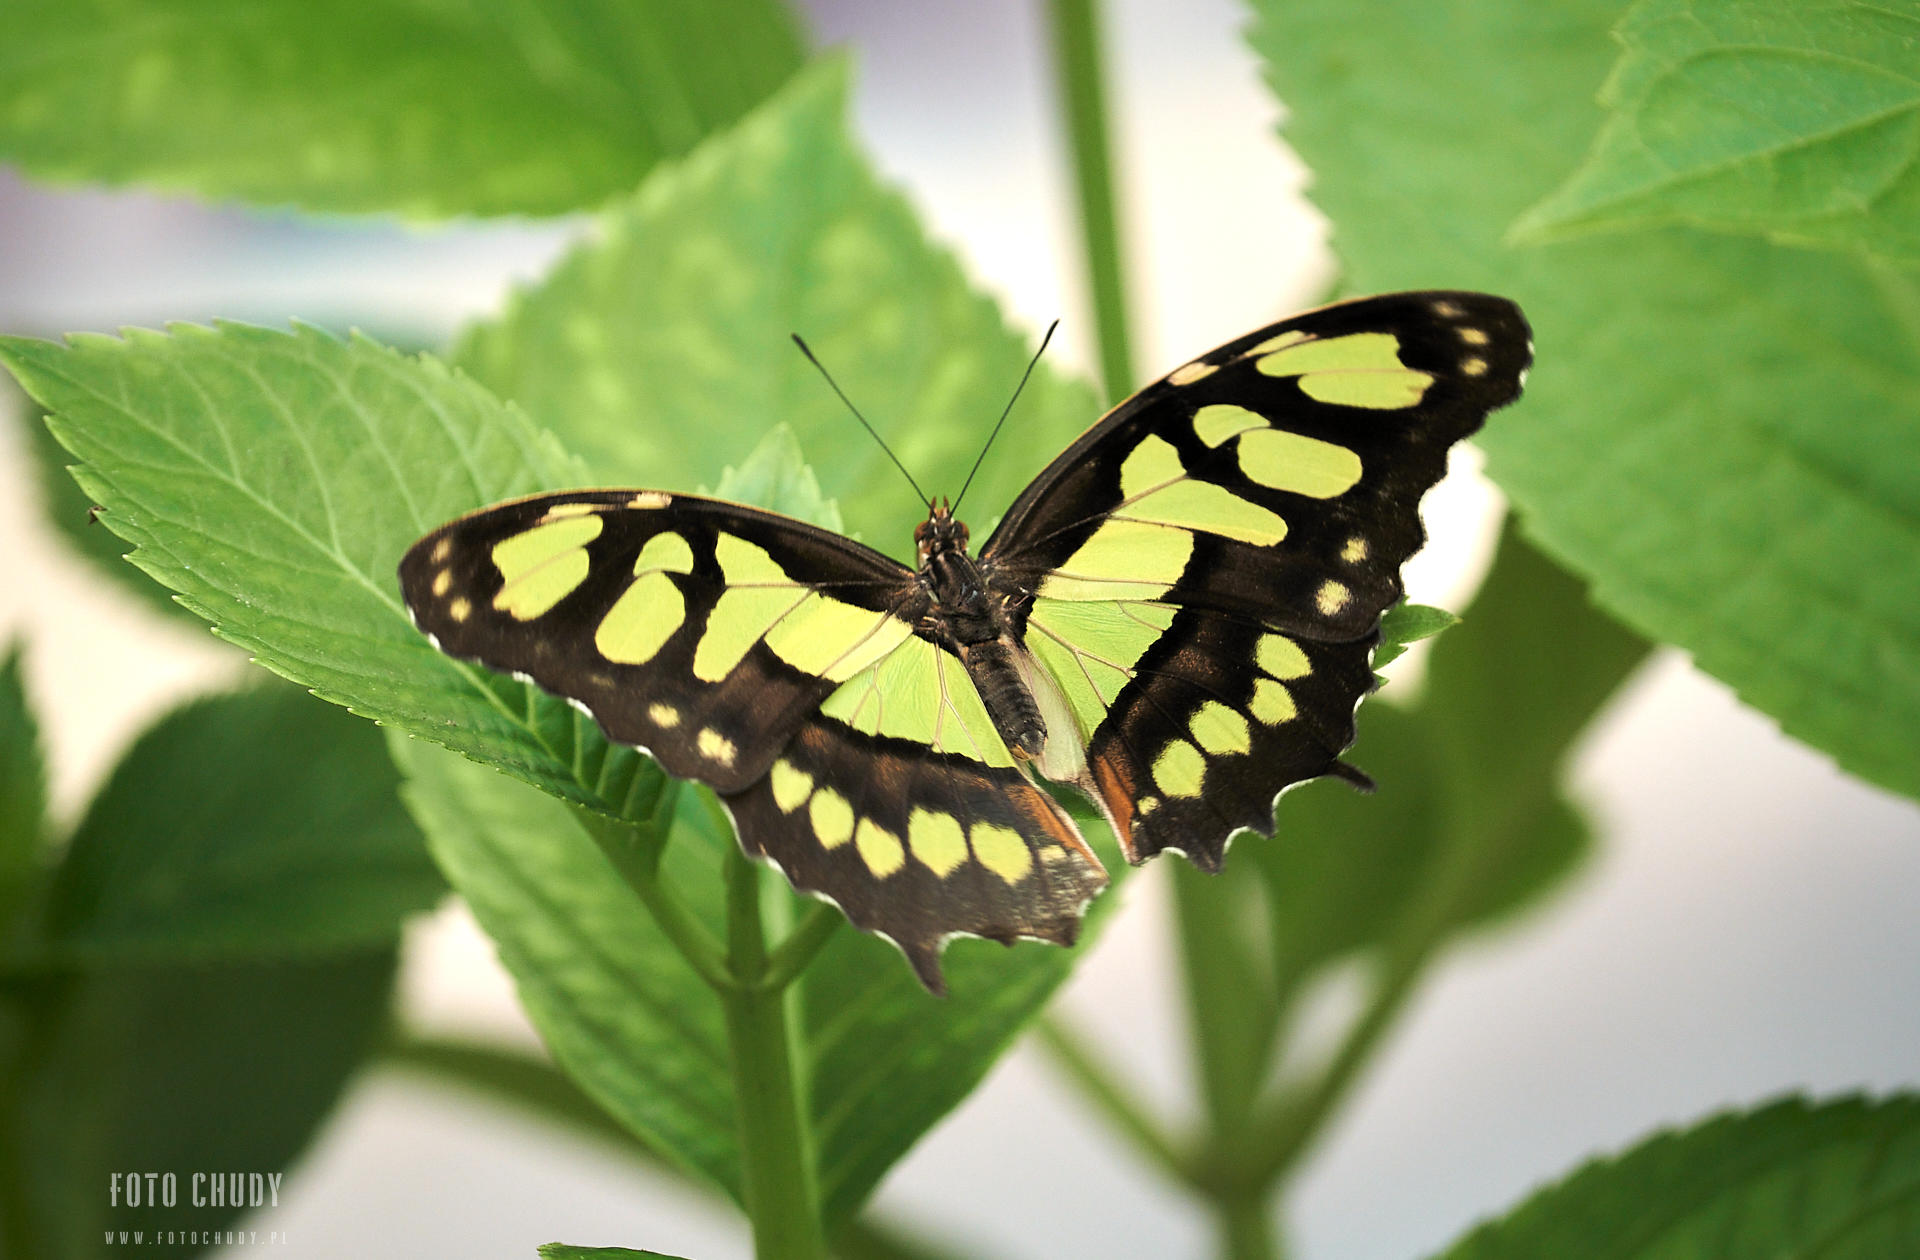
[[914, 503, 1049, 761]]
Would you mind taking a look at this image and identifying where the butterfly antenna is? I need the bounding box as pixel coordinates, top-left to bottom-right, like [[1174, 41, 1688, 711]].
[[952, 319, 1058, 516], [791, 334, 930, 508]]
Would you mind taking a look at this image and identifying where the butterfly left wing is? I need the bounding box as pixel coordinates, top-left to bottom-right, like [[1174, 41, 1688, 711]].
[[981, 291, 1532, 868], [400, 490, 924, 793]]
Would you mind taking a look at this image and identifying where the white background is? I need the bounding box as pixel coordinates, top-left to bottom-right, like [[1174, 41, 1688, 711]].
[[2, 2, 1915, 1257]]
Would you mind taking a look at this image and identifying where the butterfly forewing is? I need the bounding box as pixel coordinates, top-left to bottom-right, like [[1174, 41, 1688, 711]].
[[401, 490, 923, 793], [982, 291, 1532, 865]]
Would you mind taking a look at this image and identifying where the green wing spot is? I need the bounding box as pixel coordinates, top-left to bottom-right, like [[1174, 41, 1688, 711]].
[[770, 759, 813, 812], [1115, 432, 1287, 544], [810, 788, 854, 849], [765, 594, 914, 681], [1257, 331, 1433, 409], [855, 818, 907, 877], [1249, 678, 1297, 725], [1040, 519, 1193, 601], [1151, 739, 1207, 798], [1256, 633, 1312, 680], [490, 515, 602, 619], [907, 807, 969, 877], [595, 572, 685, 664], [1193, 403, 1266, 447], [1236, 429, 1363, 499], [821, 636, 1016, 767], [634, 531, 695, 574], [1190, 701, 1251, 756], [970, 822, 1032, 884]]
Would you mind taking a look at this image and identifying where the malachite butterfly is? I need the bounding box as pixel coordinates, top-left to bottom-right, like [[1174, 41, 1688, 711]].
[[400, 291, 1531, 992]]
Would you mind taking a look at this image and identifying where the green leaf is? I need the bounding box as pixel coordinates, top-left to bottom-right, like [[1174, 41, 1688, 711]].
[[20, 399, 207, 628], [36, 682, 443, 963], [0, 0, 806, 218], [1256, 526, 1648, 978], [0, 646, 46, 919], [1374, 601, 1460, 672], [0, 321, 667, 820], [5, 949, 396, 1259], [540, 1246, 689, 1260], [392, 733, 742, 1200], [1512, 0, 1920, 265], [1435, 1093, 1920, 1259], [1249, 0, 1920, 803], [456, 58, 1103, 562]]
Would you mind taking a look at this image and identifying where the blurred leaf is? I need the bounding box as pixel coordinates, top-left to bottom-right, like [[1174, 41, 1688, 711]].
[[1513, 0, 1920, 264], [457, 59, 1102, 564], [1257, 527, 1648, 979], [540, 1247, 688, 1260], [0, 646, 45, 919], [392, 732, 741, 1200], [1374, 601, 1460, 671], [1250, 0, 1920, 803], [1435, 1093, 1920, 1259], [0, 0, 805, 218], [37, 683, 443, 963], [708, 424, 845, 533], [0, 322, 671, 820], [5, 948, 396, 1259]]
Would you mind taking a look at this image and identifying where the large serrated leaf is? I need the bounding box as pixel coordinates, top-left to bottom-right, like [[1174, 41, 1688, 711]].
[[0, 321, 660, 818], [0, 0, 805, 218], [456, 59, 1103, 562], [39, 682, 445, 963], [1513, 0, 1920, 265], [1435, 1093, 1920, 1259], [1248, 0, 1920, 803]]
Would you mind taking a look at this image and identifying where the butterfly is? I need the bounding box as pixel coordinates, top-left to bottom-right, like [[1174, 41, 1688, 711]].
[[399, 291, 1531, 992]]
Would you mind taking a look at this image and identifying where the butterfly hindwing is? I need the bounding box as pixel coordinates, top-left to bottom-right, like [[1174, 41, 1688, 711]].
[[725, 709, 1105, 995], [400, 490, 924, 793], [984, 291, 1532, 864]]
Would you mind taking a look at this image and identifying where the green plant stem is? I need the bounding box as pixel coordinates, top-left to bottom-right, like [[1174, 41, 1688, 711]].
[[722, 843, 828, 1260], [759, 902, 844, 992], [1217, 1192, 1282, 1260], [1045, 0, 1136, 401], [1034, 1014, 1198, 1189], [571, 802, 732, 992], [1248, 942, 1432, 1185]]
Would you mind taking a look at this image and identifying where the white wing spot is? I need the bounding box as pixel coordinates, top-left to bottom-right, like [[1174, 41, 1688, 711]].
[[629, 491, 671, 509], [1461, 357, 1488, 377], [1433, 299, 1464, 319], [648, 702, 681, 728], [1315, 580, 1350, 616], [1168, 360, 1217, 386], [697, 727, 737, 767], [430, 537, 452, 564], [1459, 327, 1489, 346]]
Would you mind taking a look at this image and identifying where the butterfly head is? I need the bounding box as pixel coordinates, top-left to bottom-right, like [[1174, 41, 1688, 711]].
[[914, 496, 970, 565]]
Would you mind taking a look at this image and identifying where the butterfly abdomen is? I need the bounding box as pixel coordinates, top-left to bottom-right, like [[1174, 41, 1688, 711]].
[[959, 635, 1048, 759]]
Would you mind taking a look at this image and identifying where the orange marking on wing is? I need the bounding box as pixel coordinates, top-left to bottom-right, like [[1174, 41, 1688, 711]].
[[1090, 751, 1140, 861]]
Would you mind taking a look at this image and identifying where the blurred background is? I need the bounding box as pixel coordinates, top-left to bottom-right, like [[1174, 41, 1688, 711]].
[[3, 0, 1916, 1256]]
